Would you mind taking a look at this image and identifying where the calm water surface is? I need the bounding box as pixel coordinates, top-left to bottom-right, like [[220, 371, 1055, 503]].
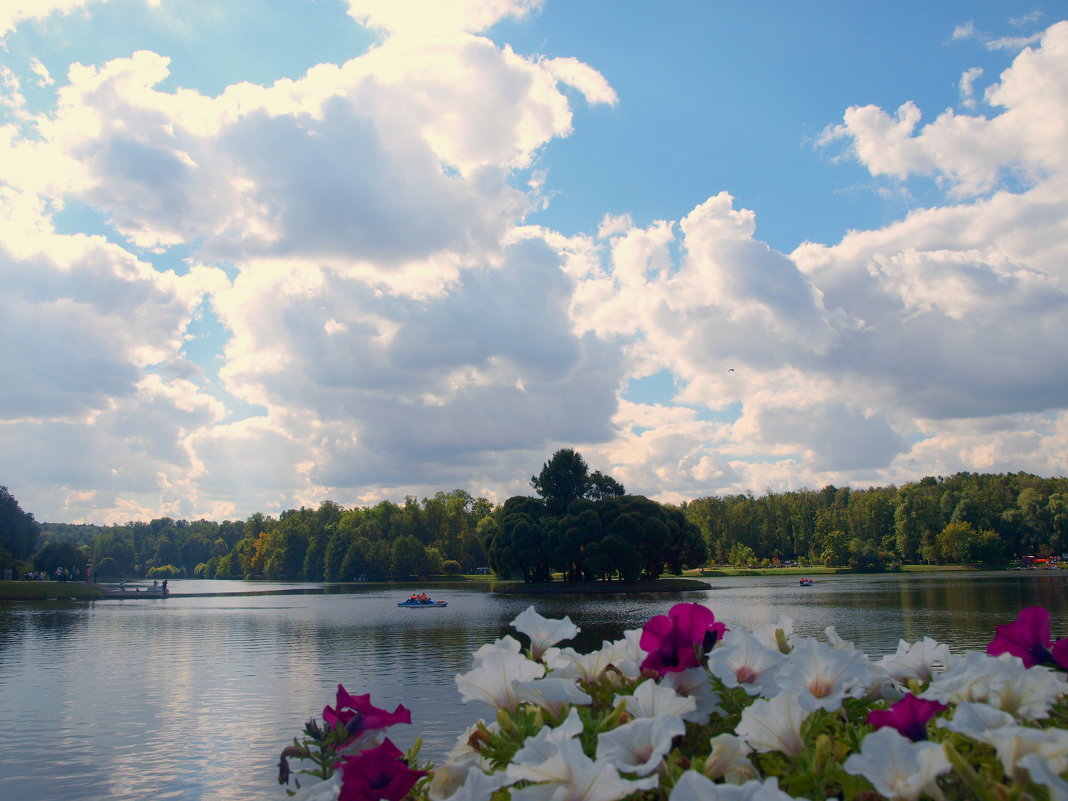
[[2, 571, 1066, 801]]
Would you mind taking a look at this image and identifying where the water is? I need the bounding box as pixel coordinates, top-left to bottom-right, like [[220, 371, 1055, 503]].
[[1, 571, 1066, 800]]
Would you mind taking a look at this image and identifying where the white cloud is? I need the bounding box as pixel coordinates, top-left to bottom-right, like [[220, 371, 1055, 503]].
[[959, 66, 983, 108], [0, 0, 98, 37], [4, 7, 1068, 521], [822, 22, 1068, 197], [343, 0, 544, 37]]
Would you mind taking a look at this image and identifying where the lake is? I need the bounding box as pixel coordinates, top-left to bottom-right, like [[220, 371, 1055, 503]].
[[2, 570, 1066, 801]]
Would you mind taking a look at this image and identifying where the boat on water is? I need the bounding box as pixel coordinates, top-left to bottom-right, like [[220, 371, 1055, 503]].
[[397, 598, 447, 607], [799, 578, 814, 586]]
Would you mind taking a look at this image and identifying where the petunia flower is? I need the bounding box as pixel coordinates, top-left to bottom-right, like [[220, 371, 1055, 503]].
[[620, 678, 697, 721], [876, 637, 954, 683], [987, 606, 1067, 668], [322, 685, 412, 750], [288, 773, 342, 801], [435, 766, 511, 801], [507, 710, 657, 801], [751, 616, 794, 653], [735, 691, 807, 757], [843, 727, 950, 801], [706, 628, 785, 697], [544, 640, 625, 683], [604, 628, 645, 680], [516, 676, 593, 717], [511, 606, 581, 660], [455, 642, 545, 711], [968, 723, 1068, 783], [923, 650, 1067, 721], [595, 715, 685, 776], [669, 772, 798, 801], [639, 603, 726, 675], [658, 667, 723, 724], [867, 693, 946, 741], [1018, 753, 1068, 801], [703, 733, 758, 784], [937, 700, 1015, 738], [337, 738, 428, 801], [773, 637, 873, 712], [471, 634, 522, 664]]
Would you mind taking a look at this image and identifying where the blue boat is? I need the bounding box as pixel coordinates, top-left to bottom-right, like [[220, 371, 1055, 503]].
[[397, 598, 448, 607]]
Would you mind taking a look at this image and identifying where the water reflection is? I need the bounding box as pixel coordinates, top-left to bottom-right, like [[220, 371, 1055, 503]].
[[1, 572, 1066, 801]]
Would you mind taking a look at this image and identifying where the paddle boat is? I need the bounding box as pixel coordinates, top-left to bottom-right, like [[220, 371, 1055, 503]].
[[799, 578, 814, 587], [397, 596, 448, 607]]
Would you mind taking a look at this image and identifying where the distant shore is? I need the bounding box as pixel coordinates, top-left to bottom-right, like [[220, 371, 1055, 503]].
[[492, 578, 712, 594]]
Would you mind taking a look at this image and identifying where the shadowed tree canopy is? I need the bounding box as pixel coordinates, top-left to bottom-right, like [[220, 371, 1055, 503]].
[[0, 486, 40, 568], [531, 449, 625, 515]]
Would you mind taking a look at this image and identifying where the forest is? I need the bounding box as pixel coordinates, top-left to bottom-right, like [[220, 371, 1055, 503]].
[[2, 457, 1067, 582]]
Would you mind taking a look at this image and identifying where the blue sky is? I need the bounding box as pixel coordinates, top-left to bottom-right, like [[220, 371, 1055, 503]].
[[1, 0, 1066, 523]]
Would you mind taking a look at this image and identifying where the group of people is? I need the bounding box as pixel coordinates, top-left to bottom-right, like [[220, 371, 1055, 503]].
[[407, 592, 432, 603]]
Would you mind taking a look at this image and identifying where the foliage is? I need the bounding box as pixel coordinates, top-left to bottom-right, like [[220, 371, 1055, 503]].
[[279, 603, 1068, 801], [0, 486, 40, 568], [146, 564, 183, 578]]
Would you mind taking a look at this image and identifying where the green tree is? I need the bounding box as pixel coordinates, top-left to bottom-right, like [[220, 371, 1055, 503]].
[[728, 541, 756, 568], [0, 486, 39, 568]]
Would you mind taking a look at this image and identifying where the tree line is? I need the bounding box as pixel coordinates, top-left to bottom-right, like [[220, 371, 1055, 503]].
[[685, 471, 1068, 569], [2, 466, 1066, 583]]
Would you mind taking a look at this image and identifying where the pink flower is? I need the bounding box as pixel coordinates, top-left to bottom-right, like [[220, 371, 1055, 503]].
[[987, 607, 1068, 670], [323, 685, 412, 742], [867, 694, 946, 742], [338, 738, 427, 801], [639, 603, 726, 675]]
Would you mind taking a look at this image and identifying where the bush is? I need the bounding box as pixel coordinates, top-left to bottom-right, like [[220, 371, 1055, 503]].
[[442, 560, 461, 575], [146, 564, 183, 579]]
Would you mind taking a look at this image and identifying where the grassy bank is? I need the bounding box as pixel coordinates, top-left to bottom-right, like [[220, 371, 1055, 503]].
[[0, 581, 106, 601]]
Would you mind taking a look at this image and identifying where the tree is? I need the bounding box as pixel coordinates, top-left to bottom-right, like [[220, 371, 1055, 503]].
[[531, 449, 591, 515], [0, 486, 39, 568], [531, 449, 626, 514], [34, 541, 86, 577]]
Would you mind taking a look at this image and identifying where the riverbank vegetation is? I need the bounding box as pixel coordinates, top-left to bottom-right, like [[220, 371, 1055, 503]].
[[2, 460, 1066, 584]]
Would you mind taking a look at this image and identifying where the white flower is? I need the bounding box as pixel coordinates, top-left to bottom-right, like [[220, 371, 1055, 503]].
[[508, 710, 657, 801], [1018, 753, 1068, 801], [735, 691, 807, 757], [455, 643, 544, 710], [876, 637, 953, 683], [516, 676, 593, 716], [659, 667, 723, 724], [752, 616, 794, 652], [669, 772, 801, 801], [596, 715, 685, 776], [823, 625, 854, 650], [287, 772, 341, 801], [843, 727, 950, 801], [978, 724, 1068, 782], [704, 733, 758, 783], [472, 634, 522, 664], [512, 606, 581, 660], [706, 628, 786, 697], [774, 637, 873, 712], [621, 678, 696, 721], [508, 707, 585, 781], [605, 628, 645, 680], [545, 641, 625, 683], [437, 767, 511, 801], [937, 700, 1015, 738], [923, 651, 1068, 720]]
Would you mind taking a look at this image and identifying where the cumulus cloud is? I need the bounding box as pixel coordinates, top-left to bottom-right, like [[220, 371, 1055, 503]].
[[4, 6, 1068, 521]]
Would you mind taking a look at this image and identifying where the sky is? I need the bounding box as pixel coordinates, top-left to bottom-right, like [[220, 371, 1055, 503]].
[[2, 0, 1067, 524]]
